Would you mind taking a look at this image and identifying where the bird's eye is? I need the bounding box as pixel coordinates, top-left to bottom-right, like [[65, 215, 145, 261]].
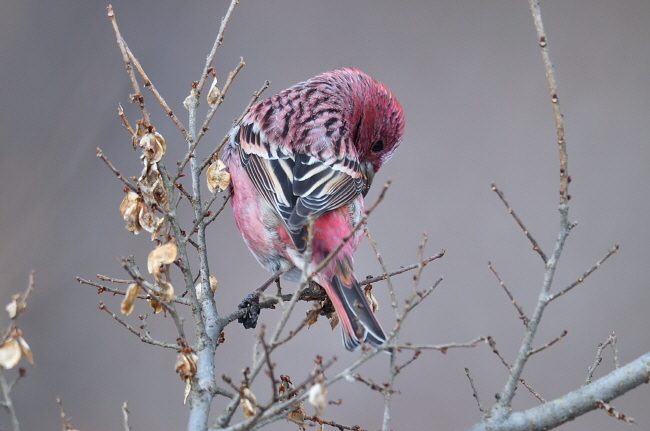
[[370, 139, 384, 153]]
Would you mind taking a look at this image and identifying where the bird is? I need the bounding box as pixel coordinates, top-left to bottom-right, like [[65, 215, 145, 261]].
[[222, 68, 405, 350]]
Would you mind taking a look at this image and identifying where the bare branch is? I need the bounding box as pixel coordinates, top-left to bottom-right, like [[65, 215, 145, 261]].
[[98, 301, 179, 349], [549, 244, 619, 302], [96, 148, 139, 193], [529, 329, 567, 356], [0, 368, 20, 431], [122, 401, 131, 431], [465, 367, 486, 412], [497, 0, 574, 408], [585, 333, 619, 385], [468, 352, 650, 431], [491, 183, 547, 262], [107, 5, 149, 126], [194, 0, 240, 96], [488, 261, 528, 326], [595, 400, 635, 424], [395, 336, 486, 352]]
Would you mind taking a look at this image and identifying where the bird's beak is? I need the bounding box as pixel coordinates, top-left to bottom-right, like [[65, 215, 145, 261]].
[[360, 160, 375, 197]]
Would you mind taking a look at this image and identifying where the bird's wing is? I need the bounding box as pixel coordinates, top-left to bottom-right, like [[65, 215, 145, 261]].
[[236, 122, 365, 251]]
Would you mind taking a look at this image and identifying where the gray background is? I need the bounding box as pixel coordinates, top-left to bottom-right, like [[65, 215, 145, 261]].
[[1, 1, 648, 430]]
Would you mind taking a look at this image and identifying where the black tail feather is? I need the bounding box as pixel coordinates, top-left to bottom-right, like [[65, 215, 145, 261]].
[[331, 275, 387, 351]]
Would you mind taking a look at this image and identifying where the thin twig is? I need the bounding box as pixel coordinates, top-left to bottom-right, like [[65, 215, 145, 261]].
[[548, 244, 619, 302], [122, 401, 131, 431], [364, 226, 397, 314], [107, 5, 149, 126], [497, 0, 572, 408], [520, 377, 546, 403], [488, 262, 528, 325], [116, 23, 187, 136], [585, 333, 619, 385], [117, 104, 135, 135], [465, 367, 486, 412], [194, 0, 240, 96], [529, 330, 567, 356], [0, 368, 20, 431], [359, 250, 445, 286], [98, 301, 179, 349], [196, 59, 246, 144], [395, 336, 487, 352], [491, 183, 547, 263], [76, 276, 191, 306], [96, 148, 139, 192]]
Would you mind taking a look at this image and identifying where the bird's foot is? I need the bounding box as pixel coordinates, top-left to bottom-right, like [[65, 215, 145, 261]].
[[238, 291, 260, 329]]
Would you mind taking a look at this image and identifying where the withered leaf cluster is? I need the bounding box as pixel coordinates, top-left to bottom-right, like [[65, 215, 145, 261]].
[[119, 125, 168, 236], [0, 327, 33, 369]]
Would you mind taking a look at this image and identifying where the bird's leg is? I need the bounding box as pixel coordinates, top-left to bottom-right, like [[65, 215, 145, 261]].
[[238, 270, 283, 329]]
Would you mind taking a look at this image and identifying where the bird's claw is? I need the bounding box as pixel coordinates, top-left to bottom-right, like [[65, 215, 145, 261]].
[[238, 291, 260, 329]]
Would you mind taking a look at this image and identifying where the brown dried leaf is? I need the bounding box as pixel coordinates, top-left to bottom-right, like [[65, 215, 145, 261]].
[[138, 207, 160, 234], [148, 243, 177, 278], [148, 296, 163, 314], [158, 280, 175, 301], [328, 311, 339, 330], [138, 164, 167, 206], [363, 284, 379, 313], [121, 283, 141, 316], [287, 401, 306, 428], [139, 132, 166, 164], [0, 337, 21, 369], [207, 77, 221, 106], [119, 191, 144, 234], [240, 386, 257, 418], [206, 159, 230, 193], [175, 351, 198, 382], [306, 305, 319, 327]]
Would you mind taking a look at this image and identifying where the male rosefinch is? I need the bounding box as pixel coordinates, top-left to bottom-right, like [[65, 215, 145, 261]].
[[223, 69, 404, 350]]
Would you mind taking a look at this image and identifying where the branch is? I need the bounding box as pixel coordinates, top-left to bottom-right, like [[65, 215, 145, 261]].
[[0, 368, 20, 431], [548, 244, 619, 302], [491, 183, 547, 263], [468, 352, 650, 431], [496, 0, 573, 408], [107, 5, 149, 126]]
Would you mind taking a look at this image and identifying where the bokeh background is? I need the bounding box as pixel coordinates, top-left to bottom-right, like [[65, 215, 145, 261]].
[[1, 1, 649, 430]]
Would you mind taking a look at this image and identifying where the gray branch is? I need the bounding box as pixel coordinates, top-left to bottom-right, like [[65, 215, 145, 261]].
[[468, 351, 650, 431]]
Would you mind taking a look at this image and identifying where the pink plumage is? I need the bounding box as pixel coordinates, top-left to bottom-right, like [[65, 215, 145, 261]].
[[223, 69, 405, 350]]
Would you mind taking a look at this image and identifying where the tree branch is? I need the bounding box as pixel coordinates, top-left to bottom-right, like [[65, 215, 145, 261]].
[[468, 352, 650, 431]]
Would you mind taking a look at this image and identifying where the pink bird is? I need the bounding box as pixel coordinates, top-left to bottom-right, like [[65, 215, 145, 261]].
[[223, 69, 405, 350]]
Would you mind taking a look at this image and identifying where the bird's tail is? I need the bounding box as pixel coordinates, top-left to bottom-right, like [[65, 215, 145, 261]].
[[325, 259, 387, 351]]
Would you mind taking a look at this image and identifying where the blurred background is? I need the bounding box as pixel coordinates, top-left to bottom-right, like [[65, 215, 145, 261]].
[[0, 1, 648, 430]]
